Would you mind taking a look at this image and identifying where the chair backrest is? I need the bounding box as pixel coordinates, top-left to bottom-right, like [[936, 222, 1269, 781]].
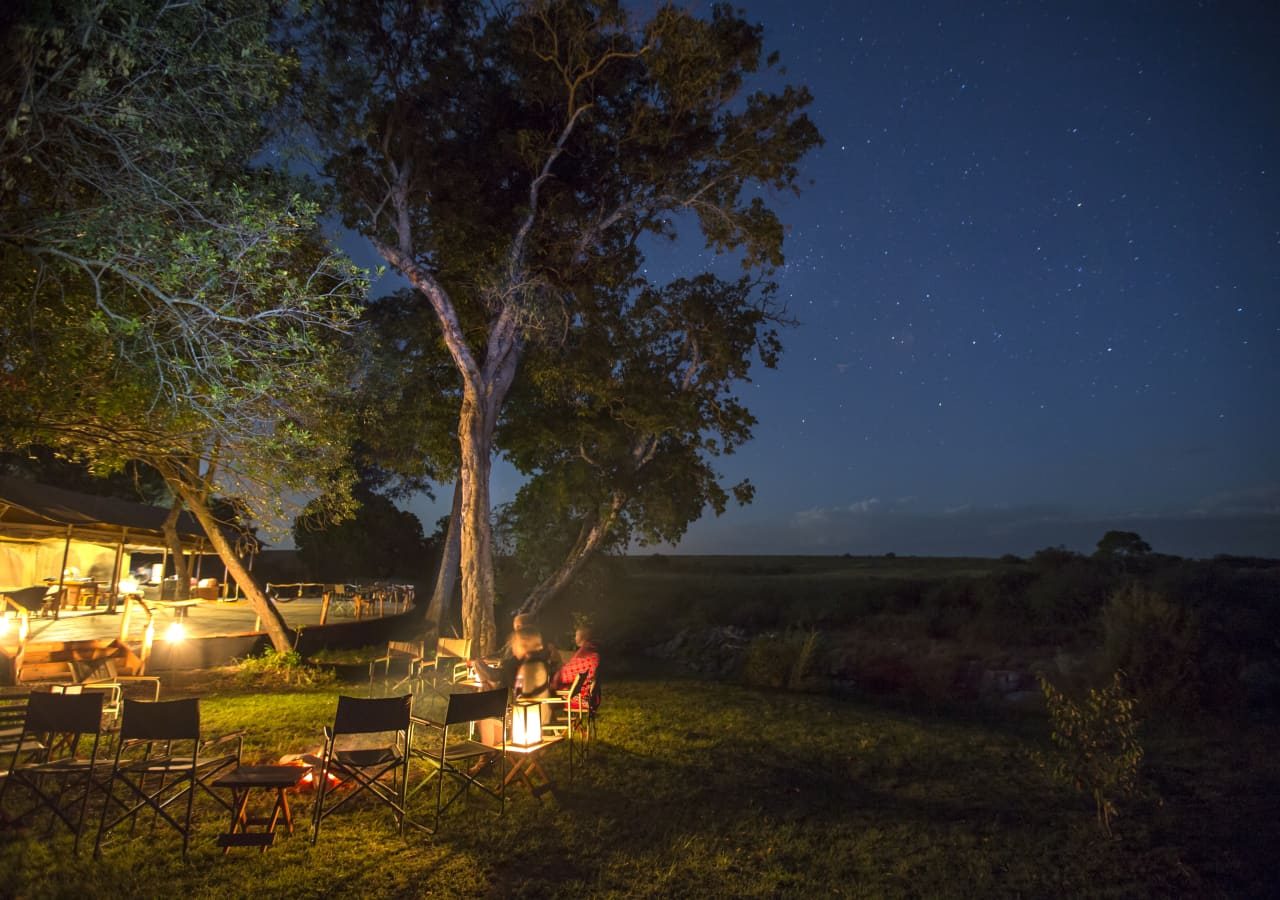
[[443, 687, 508, 726], [120, 698, 199, 742], [25, 690, 104, 734], [436, 637, 471, 660], [332, 694, 411, 736], [387, 640, 423, 658], [4, 585, 49, 612]]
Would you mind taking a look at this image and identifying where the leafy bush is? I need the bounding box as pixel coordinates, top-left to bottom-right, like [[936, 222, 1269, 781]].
[[1037, 671, 1143, 837], [236, 648, 336, 688], [1025, 561, 1115, 628], [741, 628, 824, 691], [1101, 583, 1207, 713], [306, 645, 382, 665]]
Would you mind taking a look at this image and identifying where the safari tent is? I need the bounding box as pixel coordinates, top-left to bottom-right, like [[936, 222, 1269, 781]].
[[0, 476, 213, 602]]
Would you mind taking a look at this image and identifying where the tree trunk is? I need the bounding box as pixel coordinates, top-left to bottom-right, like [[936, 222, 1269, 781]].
[[172, 482, 292, 652], [520, 492, 625, 617], [160, 497, 191, 600], [457, 387, 498, 655], [425, 479, 462, 630]]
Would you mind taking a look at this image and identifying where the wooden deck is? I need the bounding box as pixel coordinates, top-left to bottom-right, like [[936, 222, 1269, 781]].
[[17, 597, 341, 645]]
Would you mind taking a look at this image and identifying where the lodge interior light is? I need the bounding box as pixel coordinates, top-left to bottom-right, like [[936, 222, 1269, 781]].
[[118, 577, 139, 595], [510, 700, 541, 748]]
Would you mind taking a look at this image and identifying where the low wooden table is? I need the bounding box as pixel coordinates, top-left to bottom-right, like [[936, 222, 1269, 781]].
[[212, 765, 308, 852], [502, 735, 566, 801]]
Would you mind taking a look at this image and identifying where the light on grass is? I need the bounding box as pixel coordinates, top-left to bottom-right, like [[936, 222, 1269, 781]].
[[511, 701, 541, 747]]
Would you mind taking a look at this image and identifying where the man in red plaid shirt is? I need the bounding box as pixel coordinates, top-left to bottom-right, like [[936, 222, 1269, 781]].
[[554, 624, 599, 702]]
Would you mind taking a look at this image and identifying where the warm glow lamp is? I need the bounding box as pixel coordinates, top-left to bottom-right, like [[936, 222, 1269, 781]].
[[0, 612, 9, 637], [118, 577, 140, 595], [165, 620, 186, 642], [510, 700, 542, 747]]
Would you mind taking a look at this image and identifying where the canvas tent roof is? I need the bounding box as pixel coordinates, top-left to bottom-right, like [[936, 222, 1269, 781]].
[[0, 476, 205, 549]]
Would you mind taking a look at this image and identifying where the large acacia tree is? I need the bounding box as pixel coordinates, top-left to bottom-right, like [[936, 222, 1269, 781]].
[[0, 0, 365, 651], [303, 0, 820, 652]]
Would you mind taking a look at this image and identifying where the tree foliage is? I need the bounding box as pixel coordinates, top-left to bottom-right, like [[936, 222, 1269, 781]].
[[0, 0, 366, 649], [1094, 530, 1152, 560], [501, 273, 788, 611], [294, 479, 434, 582]]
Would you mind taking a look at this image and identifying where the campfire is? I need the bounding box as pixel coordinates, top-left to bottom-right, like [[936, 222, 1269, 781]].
[[277, 751, 340, 792]]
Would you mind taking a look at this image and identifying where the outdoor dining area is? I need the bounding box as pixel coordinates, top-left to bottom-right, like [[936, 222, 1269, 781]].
[[0, 643, 599, 861]]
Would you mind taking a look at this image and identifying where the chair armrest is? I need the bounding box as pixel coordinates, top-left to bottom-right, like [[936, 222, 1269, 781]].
[[109, 675, 162, 701], [199, 730, 245, 760]]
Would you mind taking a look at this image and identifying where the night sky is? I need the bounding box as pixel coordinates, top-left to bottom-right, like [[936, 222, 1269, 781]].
[[409, 1, 1280, 559]]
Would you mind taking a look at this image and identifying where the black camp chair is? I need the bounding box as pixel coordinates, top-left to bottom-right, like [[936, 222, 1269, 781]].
[[94, 698, 242, 860], [410, 687, 508, 833], [0, 690, 107, 853], [311, 694, 415, 842]]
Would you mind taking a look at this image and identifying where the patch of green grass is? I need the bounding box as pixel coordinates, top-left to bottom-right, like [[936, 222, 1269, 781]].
[[1, 678, 1274, 897]]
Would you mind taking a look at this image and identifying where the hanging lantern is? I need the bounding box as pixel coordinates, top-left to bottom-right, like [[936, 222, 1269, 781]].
[[510, 700, 542, 747]]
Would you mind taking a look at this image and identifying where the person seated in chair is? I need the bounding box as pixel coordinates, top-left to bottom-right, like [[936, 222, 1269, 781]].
[[474, 626, 554, 698], [554, 624, 599, 693]]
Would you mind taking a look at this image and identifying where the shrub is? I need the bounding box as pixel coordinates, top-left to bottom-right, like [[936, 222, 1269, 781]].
[[1025, 561, 1115, 628], [1037, 671, 1143, 837], [1101, 583, 1206, 713], [237, 648, 336, 688], [741, 628, 824, 691]]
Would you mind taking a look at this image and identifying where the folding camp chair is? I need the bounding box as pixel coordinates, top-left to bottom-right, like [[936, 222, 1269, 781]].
[[0, 690, 107, 853], [368, 639, 428, 695], [558, 665, 600, 763], [69, 657, 162, 723], [410, 687, 508, 833], [311, 694, 415, 842], [94, 698, 243, 860], [416, 638, 472, 688]]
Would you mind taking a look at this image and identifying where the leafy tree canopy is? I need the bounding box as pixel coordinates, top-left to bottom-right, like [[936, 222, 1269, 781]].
[[1095, 531, 1153, 559], [0, 0, 368, 649]]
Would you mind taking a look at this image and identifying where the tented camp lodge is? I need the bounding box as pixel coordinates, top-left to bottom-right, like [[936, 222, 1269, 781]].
[[0, 477, 232, 684], [0, 475, 226, 603]]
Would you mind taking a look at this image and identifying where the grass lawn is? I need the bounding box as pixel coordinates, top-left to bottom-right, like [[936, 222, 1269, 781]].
[[2, 676, 1275, 898]]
